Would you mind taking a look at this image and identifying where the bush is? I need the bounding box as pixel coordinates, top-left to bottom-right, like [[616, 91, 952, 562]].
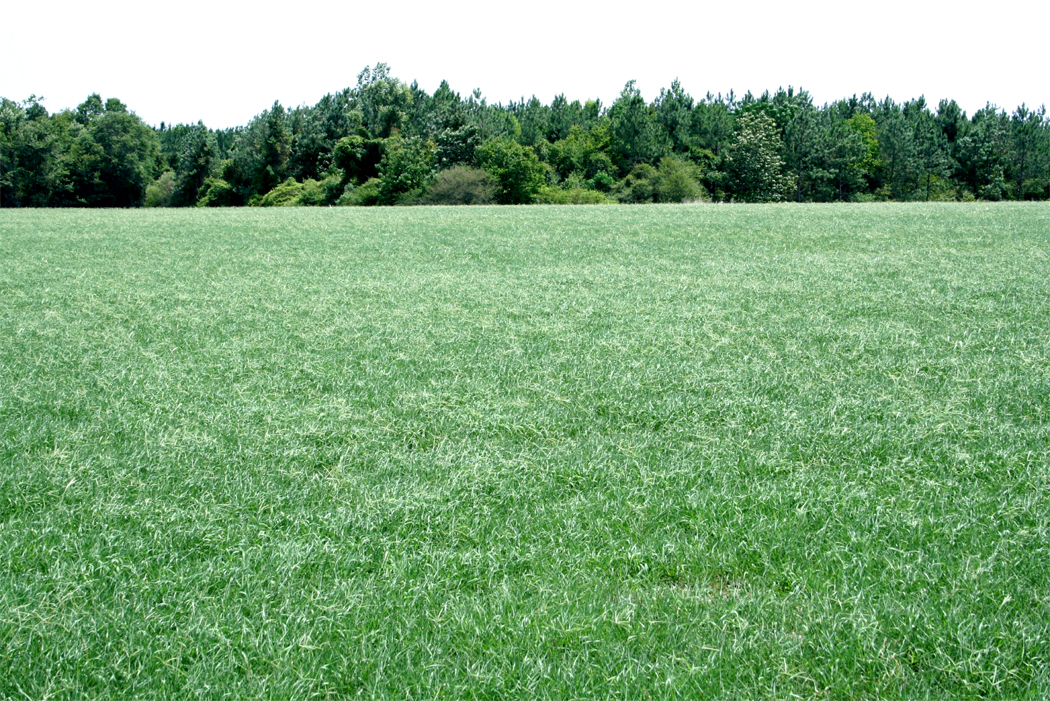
[[377, 136, 435, 205], [393, 188, 427, 206], [321, 175, 344, 205], [655, 156, 705, 202], [253, 176, 340, 207], [1021, 178, 1048, 201], [925, 175, 972, 202], [536, 187, 615, 204], [477, 138, 546, 204], [256, 178, 312, 207], [560, 172, 588, 190], [144, 171, 176, 207], [590, 171, 616, 192], [338, 177, 383, 206], [422, 167, 497, 205], [196, 177, 239, 207], [613, 163, 658, 203], [333, 135, 383, 186]]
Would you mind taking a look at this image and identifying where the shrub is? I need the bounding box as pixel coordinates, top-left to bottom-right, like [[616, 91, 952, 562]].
[[320, 175, 344, 205], [393, 188, 427, 206], [252, 176, 338, 207], [655, 156, 705, 202], [590, 171, 616, 192], [925, 175, 973, 202], [256, 178, 310, 207], [377, 137, 435, 205], [338, 178, 383, 206], [477, 138, 546, 204], [613, 163, 658, 203], [536, 187, 615, 204], [333, 135, 383, 186], [196, 177, 239, 207], [560, 172, 588, 190], [144, 171, 176, 207], [1021, 177, 1048, 201], [422, 167, 497, 205]]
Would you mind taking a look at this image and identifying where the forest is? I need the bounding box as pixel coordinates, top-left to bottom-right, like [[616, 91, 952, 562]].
[[1, 64, 1048, 207]]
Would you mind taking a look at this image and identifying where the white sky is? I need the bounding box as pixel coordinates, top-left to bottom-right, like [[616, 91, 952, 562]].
[[3, 0, 1047, 129]]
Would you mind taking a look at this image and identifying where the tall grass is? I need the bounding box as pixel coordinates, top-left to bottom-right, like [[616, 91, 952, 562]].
[[1, 204, 1048, 699]]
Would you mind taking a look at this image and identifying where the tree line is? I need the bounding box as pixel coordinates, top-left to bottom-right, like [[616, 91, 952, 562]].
[[2, 64, 1048, 207]]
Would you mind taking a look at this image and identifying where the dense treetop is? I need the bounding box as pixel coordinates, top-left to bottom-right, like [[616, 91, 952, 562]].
[[2, 64, 1048, 207]]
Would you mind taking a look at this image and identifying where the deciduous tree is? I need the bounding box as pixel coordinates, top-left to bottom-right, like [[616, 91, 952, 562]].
[[724, 112, 790, 202], [477, 138, 546, 204]]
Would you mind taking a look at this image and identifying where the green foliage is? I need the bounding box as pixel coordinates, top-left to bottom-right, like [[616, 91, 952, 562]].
[[548, 121, 615, 182], [254, 177, 332, 207], [654, 79, 697, 155], [613, 163, 658, 203], [144, 170, 177, 207], [535, 186, 615, 204], [284, 91, 357, 182], [321, 174, 345, 204], [654, 155, 704, 202], [1009, 104, 1049, 200], [513, 96, 549, 147], [65, 98, 161, 207], [351, 63, 412, 139], [921, 174, 972, 201], [339, 177, 383, 206], [6, 70, 1050, 207], [783, 110, 868, 202], [724, 112, 791, 202], [435, 124, 481, 169], [590, 170, 615, 192], [333, 134, 384, 186], [847, 113, 880, 178], [74, 93, 104, 124], [873, 98, 931, 201], [546, 93, 590, 142], [196, 177, 238, 207], [738, 86, 814, 134], [824, 116, 869, 201], [694, 95, 736, 157], [422, 166, 497, 205], [957, 106, 1011, 200], [477, 138, 546, 204], [377, 136, 435, 205], [473, 108, 521, 144], [171, 123, 216, 206], [914, 109, 954, 201], [978, 171, 1007, 200], [255, 177, 302, 207], [252, 102, 291, 196], [609, 80, 668, 173], [1, 97, 69, 207]]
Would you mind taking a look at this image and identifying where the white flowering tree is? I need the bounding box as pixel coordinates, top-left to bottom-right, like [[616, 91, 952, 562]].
[[724, 111, 791, 202]]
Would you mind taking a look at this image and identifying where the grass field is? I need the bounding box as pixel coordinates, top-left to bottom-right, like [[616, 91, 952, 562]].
[[1, 204, 1048, 699]]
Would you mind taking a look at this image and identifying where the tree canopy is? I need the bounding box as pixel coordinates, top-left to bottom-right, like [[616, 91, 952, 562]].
[[3, 66, 1048, 207]]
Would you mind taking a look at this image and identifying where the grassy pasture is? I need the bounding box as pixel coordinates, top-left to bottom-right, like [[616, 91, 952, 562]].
[[1, 204, 1048, 699]]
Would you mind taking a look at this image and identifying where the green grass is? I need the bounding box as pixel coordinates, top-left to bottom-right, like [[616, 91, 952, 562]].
[[1, 203, 1048, 699]]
